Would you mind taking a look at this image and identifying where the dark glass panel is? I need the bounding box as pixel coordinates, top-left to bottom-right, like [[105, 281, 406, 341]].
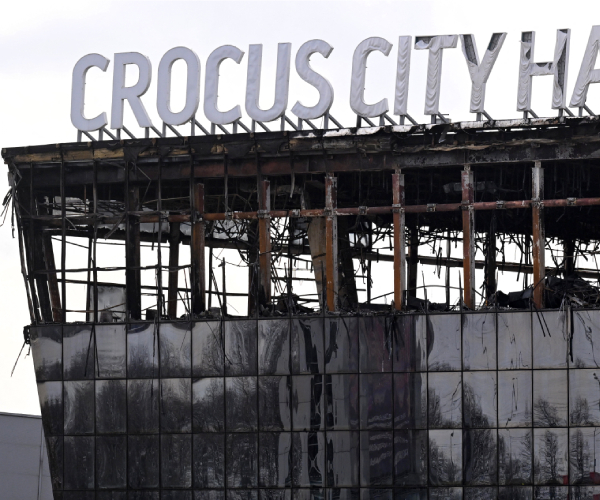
[[359, 317, 391, 373], [259, 319, 290, 375], [259, 432, 292, 487], [96, 324, 126, 378], [259, 376, 291, 431], [394, 430, 428, 486], [226, 376, 258, 432], [64, 380, 94, 435], [326, 431, 359, 487], [325, 317, 358, 374], [292, 318, 324, 375], [96, 436, 126, 489], [193, 433, 224, 488], [192, 321, 224, 377], [160, 322, 192, 377], [64, 436, 95, 489], [193, 377, 225, 432], [30, 325, 62, 381], [127, 323, 159, 378], [360, 374, 393, 430], [96, 380, 127, 434], [360, 431, 393, 486], [225, 320, 258, 376], [128, 435, 159, 488], [127, 379, 159, 434], [161, 378, 192, 433], [63, 324, 94, 380], [325, 374, 359, 430], [226, 433, 258, 487], [161, 434, 192, 488]]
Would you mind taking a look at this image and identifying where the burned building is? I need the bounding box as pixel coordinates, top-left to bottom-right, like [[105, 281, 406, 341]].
[[6, 115, 600, 499]]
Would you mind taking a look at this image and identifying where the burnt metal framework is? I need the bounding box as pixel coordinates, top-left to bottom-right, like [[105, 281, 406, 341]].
[[8, 116, 600, 499], [6, 116, 600, 323]]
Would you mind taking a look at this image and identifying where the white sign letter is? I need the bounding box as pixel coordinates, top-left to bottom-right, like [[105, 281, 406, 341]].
[[157, 47, 200, 126], [204, 45, 245, 125], [71, 53, 110, 131], [291, 40, 334, 120], [394, 36, 412, 116], [111, 52, 153, 129], [415, 35, 458, 116], [570, 26, 600, 108], [460, 33, 506, 113], [350, 37, 392, 118], [245, 43, 291, 122], [517, 29, 571, 112]]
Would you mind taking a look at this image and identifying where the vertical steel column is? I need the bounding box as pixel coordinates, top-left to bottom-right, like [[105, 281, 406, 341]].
[[42, 232, 62, 322], [191, 183, 206, 315], [486, 213, 497, 300], [126, 179, 141, 320], [407, 225, 419, 299], [325, 174, 338, 312], [392, 171, 406, 310], [563, 239, 575, 277], [532, 162, 545, 308], [462, 165, 476, 309], [258, 179, 272, 307], [167, 222, 181, 319]]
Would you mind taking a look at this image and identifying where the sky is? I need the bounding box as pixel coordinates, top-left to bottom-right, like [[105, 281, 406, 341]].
[[1, 0, 599, 415]]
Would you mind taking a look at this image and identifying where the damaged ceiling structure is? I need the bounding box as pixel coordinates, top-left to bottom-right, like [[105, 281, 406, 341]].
[[6, 116, 600, 499]]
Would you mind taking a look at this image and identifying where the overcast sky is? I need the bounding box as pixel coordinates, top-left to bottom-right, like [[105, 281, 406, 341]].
[[1, 0, 599, 415]]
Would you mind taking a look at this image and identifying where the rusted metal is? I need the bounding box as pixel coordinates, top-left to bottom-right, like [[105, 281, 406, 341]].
[[258, 179, 272, 307], [532, 162, 545, 308], [462, 165, 475, 309], [407, 225, 419, 299], [325, 174, 338, 312], [392, 172, 406, 310], [486, 214, 497, 300], [191, 183, 206, 314], [20, 194, 600, 228], [167, 221, 181, 319]]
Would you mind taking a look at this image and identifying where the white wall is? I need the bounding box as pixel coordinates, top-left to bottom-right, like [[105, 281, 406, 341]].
[[0, 412, 53, 500]]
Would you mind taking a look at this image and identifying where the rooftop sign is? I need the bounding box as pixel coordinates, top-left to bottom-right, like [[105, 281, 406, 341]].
[[71, 26, 600, 134]]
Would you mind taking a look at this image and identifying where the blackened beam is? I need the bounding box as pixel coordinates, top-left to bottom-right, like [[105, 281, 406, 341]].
[[8, 121, 600, 184], [392, 172, 406, 310], [35, 252, 600, 280], [23, 196, 600, 227], [167, 221, 181, 319], [532, 162, 545, 308], [5, 115, 600, 162], [462, 166, 475, 308]]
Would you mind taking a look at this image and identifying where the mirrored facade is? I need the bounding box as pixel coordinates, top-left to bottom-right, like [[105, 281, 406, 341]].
[[31, 310, 600, 499]]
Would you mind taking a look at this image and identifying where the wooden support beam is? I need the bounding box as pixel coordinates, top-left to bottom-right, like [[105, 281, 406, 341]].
[[325, 174, 338, 311], [407, 225, 419, 299], [191, 183, 206, 315], [126, 184, 141, 320], [167, 221, 181, 319], [485, 213, 497, 299], [462, 165, 475, 309], [258, 179, 272, 308], [392, 172, 406, 310], [532, 162, 545, 308]]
